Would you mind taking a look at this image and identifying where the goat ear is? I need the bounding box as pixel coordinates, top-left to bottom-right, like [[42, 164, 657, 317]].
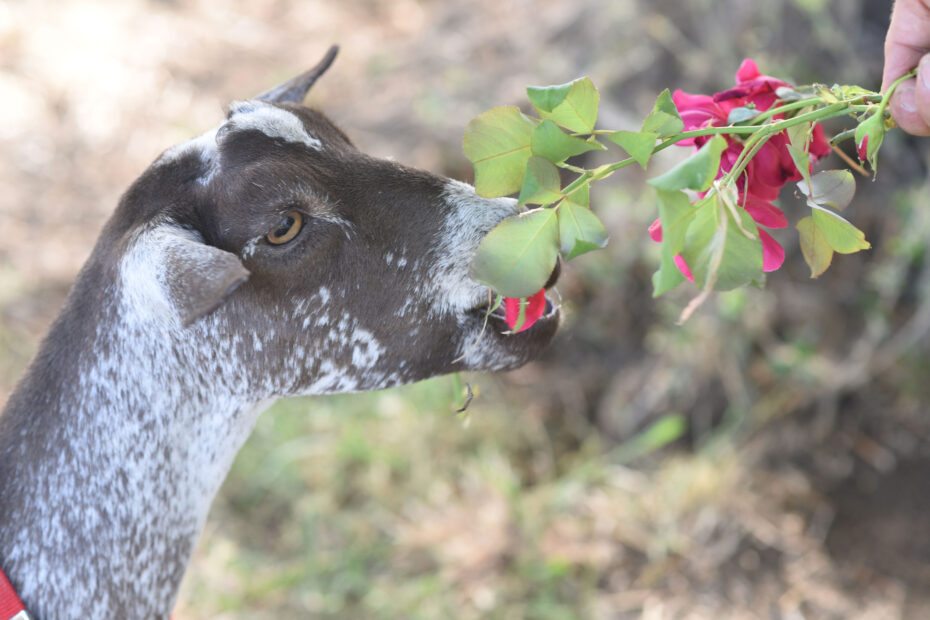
[[256, 45, 339, 104], [129, 224, 250, 327], [164, 238, 249, 327]]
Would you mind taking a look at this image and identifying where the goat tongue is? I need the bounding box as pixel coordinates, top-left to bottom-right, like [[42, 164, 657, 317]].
[[503, 288, 546, 333]]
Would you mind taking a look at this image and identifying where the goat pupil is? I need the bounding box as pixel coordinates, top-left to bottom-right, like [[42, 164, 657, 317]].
[[266, 210, 303, 245], [276, 216, 294, 236]]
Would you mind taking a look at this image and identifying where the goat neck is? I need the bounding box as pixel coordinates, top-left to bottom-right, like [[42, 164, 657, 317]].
[[0, 242, 272, 618]]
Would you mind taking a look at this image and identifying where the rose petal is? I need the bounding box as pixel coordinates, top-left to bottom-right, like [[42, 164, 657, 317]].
[[742, 169, 780, 201], [747, 137, 798, 192], [673, 90, 726, 143], [713, 84, 781, 114], [857, 135, 868, 162], [810, 124, 832, 160], [728, 59, 790, 112], [504, 288, 547, 332], [759, 229, 786, 272], [748, 83, 780, 111], [744, 196, 788, 229], [648, 218, 663, 242], [649, 222, 693, 282], [712, 87, 752, 114], [719, 142, 744, 176], [673, 90, 721, 116], [735, 58, 761, 83], [674, 254, 695, 282]]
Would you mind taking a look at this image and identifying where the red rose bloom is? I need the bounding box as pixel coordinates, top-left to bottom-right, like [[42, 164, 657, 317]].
[[653, 59, 832, 276]]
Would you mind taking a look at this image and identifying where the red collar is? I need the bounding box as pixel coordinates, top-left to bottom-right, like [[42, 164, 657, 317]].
[[0, 564, 28, 620], [1, 563, 174, 619]]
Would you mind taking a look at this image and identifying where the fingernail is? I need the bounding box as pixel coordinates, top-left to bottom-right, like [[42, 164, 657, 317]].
[[897, 82, 917, 113], [920, 54, 930, 89]]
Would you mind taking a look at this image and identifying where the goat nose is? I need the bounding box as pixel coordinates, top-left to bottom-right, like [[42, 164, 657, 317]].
[[544, 256, 561, 290]]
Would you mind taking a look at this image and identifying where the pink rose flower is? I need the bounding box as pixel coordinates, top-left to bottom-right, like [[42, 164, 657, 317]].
[[651, 59, 833, 277]]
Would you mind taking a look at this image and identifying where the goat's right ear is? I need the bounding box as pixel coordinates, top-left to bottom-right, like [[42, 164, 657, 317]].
[[124, 224, 250, 327], [256, 45, 339, 104]]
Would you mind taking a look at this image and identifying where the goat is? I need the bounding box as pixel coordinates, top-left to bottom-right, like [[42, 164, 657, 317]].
[[0, 47, 560, 619]]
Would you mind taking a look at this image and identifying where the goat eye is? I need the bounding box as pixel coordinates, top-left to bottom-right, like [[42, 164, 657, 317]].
[[266, 211, 303, 245]]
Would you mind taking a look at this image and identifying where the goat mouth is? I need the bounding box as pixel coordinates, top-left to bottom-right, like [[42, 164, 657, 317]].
[[471, 290, 559, 326], [470, 258, 561, 329]]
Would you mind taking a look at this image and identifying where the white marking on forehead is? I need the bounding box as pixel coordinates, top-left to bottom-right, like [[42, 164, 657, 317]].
[[154, 126, 219, 185], [226, 100, 322, 150]]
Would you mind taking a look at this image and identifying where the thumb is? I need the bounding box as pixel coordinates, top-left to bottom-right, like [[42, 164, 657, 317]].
[[890, 55, 930, 136], [910, 54, 930, 135]]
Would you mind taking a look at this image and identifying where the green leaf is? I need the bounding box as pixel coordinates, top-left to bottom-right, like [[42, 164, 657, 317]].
[[558, 200, 608, 260], [798, 170, 856, 210], [835, 84, 874, 100], [609, 130, 658, 168], [526, 82, 573, 113], [811, 207, 870, 254], [786, 143, 812, 190], [648, 135, 727, 193], [727, 106, 758, 124], [652, 189, 696, 296], [565, 183, 589, 208], [815, 85, 840, 104], [529, 77, 599, 133], [796, 215, 833, 277], [517, 156, 563, 205], [531, 119, 602, 164], [463, 106, 538, 197], [796, 208, 870, 278], [786, 122, 813, 189], [470, 208, 560, 298], [641, 89, 684, 137], [775, 86, 804, 101], [680, 193, 763, 291]]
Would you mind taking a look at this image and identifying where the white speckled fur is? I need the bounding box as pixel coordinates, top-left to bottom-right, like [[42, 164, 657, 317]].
[[430, 180, 518, 316], [0, 89, 556, 618], [1, 229, 285, 618]]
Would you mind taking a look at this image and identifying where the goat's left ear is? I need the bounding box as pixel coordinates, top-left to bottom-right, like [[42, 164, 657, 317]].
[[126, 224, 249, 327], [163, 236, 249, 327]]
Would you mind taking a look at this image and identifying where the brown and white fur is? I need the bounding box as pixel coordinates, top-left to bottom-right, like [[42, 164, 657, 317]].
[[0, 48, 560, 619]]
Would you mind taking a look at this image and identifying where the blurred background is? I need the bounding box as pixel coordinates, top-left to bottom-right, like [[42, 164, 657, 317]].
[[2, 0, 930, 617]]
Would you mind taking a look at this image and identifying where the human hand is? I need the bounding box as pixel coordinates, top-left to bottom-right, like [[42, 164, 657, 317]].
[[883, 0, 930, 135]]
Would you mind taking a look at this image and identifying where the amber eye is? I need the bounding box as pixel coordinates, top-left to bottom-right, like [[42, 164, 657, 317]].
[[266, 211, 303, 245]]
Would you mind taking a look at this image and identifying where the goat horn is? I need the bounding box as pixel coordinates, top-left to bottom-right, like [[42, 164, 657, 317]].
[[256, 45, 339, 104]]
